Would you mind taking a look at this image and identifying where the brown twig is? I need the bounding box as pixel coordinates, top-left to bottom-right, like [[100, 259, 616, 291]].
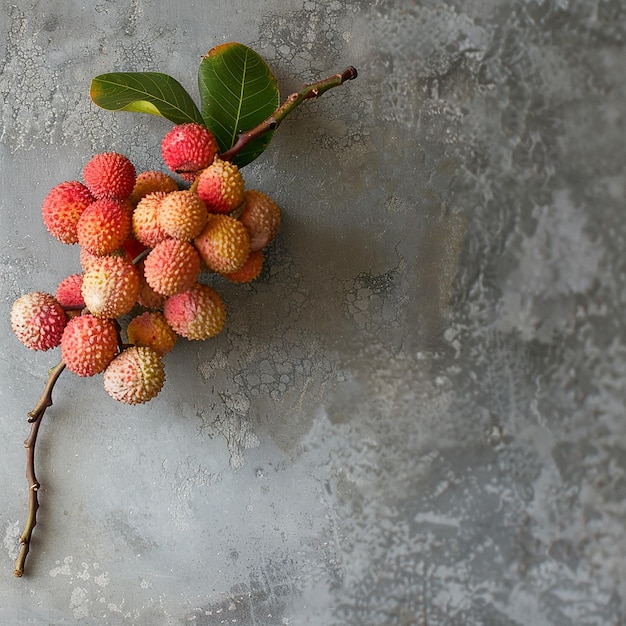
[[14, 361, 66, 577], [219, 66, 358, 162]]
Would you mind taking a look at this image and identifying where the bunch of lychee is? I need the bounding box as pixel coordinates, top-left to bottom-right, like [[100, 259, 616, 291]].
[[10, 123, 281, 405]]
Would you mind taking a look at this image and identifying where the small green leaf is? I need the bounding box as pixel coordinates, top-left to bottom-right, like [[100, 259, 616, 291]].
[[199, 42, 279, 167], [90, 72, 205, 126]]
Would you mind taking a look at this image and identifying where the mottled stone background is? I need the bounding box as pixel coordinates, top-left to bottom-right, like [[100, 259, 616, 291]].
[[1, 0, 625, 624]]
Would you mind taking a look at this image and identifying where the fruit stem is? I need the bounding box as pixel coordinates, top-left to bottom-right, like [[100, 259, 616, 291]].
[[14, 360, 66, 577], [219, 66, 358, 162]]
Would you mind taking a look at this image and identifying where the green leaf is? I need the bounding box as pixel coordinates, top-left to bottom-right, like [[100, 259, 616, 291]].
[[90, 72, 205, 126], [199, 42, 279, 167]]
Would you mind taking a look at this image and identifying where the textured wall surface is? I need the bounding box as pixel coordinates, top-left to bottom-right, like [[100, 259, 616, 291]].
[[1, 1, 625, 624]]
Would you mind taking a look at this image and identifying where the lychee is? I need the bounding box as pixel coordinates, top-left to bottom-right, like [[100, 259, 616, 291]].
[[143, 238, 201, 296], [158, 190, 208, 240], [163, 282, 226, 340], [136, 261, 166, 309], [61, 314, 119, 377], [127, 311, 177, 356], [55, 273, 85, 309], [79, 247, 102, 272], [77, 198, 132, 256], [161, 123, 218, 177], [11, 292, 67, 351], [196, 158, 244, 214], [81, 255, 140, 319], [83, 152, 136, 201], [194, 213, 250, 274], [129, 170, 179, 206], [238, 189, 281, 251], [103, 346, 165, 405], [122, 236, 148, 263], [220, 249, 264, 283], [41, 181, 94, 245], [132, 191, 169, 248]]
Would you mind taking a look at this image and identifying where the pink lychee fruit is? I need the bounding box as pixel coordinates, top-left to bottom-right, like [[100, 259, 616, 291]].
[[10, 292, 67, 351], [103, 346, 165, 405], [143, 238, 201, 296], [81, 255, 140, 319], [61, 314, 119, 376], [163, 282, 226, 340], [55, 273, 85, 309]]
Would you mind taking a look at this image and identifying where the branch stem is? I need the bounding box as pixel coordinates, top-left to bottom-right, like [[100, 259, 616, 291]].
[[14, 361, 66, 577], [219, 66, 358, 162]]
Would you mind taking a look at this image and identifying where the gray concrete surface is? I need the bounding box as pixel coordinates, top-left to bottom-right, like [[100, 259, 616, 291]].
[[1, 0, 625, 624]]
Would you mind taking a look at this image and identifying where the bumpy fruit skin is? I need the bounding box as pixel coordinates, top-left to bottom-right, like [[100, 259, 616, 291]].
[[136, 261, 166, 309], [132, 192, 169, 248], [158, 190, 208, 240], [61, 314, 119, 376], [11, 292, 67, 351], [81, 255, 140, 319], [164, 283, 226, 340], [129, 170, 179, 206], [127, 311, 177, 356], [77, 198, 132, 256], [194, 214, 250, 273], [221, 249, 264, 283], [103, 346, 165, 405], [238, 189, 281, 251], [143, 238, 201, 296], [196, 158, 244, 214], [161, 123, 218, 176], [42, 181, 94, 244], [56, 273, 85, 309], [83, 152, 136, 201], [79, 248, 102, 272]]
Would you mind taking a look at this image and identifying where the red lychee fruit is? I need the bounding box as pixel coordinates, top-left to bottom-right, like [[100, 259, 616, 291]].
[[103, 346, 165, 405], [158, 190, 208, 240], [61, 314, 119, 376], [41, 181, 94, 245], [77, 198, 132, 256], [161, 123, 219, 177], [11, 292, 67, 351], [196, 158, 244, 214], [163, 282, 226, 340], [129, 170, 179, 206], [83, 152, 136, 200], [55, 273, 85, 309], [122, 236, 148, 263], [194, 213, 250, 274], [238, 189, 281, 251], [127, 311, 177, 356], [143, 238, 201, 296], [81, 255, 140, 319]]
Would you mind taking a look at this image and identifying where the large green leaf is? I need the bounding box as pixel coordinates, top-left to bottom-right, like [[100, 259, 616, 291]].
[[199, 42, 279, 167], [90, 72, 205, 126]]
